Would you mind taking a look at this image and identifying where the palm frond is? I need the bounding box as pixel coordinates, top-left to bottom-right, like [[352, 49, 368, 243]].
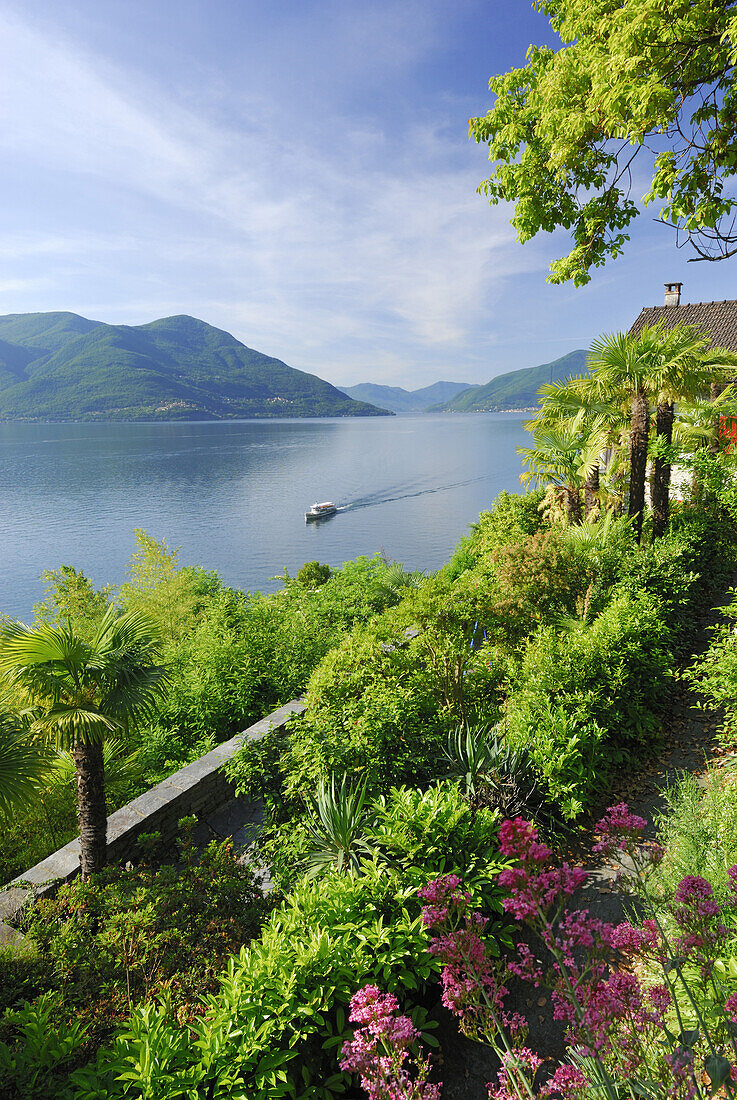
[[0, 711, 54, 818]]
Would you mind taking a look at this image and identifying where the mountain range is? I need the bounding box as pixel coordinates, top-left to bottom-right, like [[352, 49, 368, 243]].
[[338, 380, 472, 414], [0, 312, 388, 421], [430, 350, 588, 412]]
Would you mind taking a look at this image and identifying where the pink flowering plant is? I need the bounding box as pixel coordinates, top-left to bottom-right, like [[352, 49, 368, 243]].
[[340, 985, 441, 1100], [417, 806, 737, 1100]]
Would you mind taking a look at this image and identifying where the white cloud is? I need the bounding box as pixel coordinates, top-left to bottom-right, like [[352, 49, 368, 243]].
[[0, 3, 549, 386]]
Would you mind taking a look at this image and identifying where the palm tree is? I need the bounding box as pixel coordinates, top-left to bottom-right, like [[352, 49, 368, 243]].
[[647, 327, 737, 537], [536, 378, 627, 519], [588, 324, 737, 541], [588, 328, 665, 543], [519, 420, 608, 525], [0, 606, 168, 879]]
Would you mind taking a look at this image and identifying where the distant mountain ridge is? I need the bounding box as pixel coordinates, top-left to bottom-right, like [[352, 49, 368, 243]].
[[0, 312, 389, 422], [431, 350, 589, 412], [339, 380, 473, 413]]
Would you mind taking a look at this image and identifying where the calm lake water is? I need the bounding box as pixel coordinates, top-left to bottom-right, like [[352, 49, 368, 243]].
[[0, 414, 529, 622]]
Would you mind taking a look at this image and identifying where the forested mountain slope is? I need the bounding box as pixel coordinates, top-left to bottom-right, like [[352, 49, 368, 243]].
[[0, 312, 388, 421], [431, 350, 588, 412]]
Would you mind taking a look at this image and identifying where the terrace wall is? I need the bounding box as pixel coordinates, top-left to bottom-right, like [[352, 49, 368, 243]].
[[0, 698, 305, 930]]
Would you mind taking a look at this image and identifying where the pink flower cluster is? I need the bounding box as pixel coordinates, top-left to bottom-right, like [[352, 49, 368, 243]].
[[418, 873, 470, 928], [420, 874, 511, 1036], [495, 814, 678, 1070], [414, 807, 737, 1100], [340, 986, 441, 1100], [488, 1048, 542, 1100], [539, 1063, 587, 1098], [607, 919, 659, 955], [497, 818, 586, 922], [592, 803, 647, 856], [670, 875, 727, 975]]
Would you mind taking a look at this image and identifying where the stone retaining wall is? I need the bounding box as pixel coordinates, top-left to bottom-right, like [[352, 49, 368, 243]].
[[0, 698, 305, 928]]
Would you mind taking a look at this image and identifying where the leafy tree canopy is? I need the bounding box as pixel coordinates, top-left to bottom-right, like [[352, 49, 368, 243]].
[[471, 0, 737, 284]]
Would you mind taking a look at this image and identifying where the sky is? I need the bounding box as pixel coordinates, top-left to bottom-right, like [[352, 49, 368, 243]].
[[0, 0, 735, 390]]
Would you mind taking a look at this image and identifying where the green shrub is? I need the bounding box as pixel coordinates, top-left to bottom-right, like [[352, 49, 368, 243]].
[[2, 836, 266, 1061], [479, 528, 591, 643], [92, 816, 507, 1100], [295, 560, 331, 588], [280, 621, 446, 798], [505, 591, 672, 817], [0, 992, 88, 1100], [686, 589, 737, 743], [649, 768, 737, 903], [0, 945, 47, 1021], [442, 490, 546, 580], [368, 782, 506, 910], [97, 867, 440, 1100]]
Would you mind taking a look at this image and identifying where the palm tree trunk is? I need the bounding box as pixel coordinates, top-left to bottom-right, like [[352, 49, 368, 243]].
[[564, 486, 582, 525], [584, 465, 600, 520], [651, 400, 674, 539], [73, 738, 107, 879], [709, 381, 728, 454], [628, 388, 649, 543]]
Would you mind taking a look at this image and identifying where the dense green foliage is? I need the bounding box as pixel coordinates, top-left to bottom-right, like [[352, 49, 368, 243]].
[[471, 0, 737, 280], [0, 827, 267, 1098], [0, 312, 387, 421], [2, 419, 737, 1097], [3, 824, 265, 1030], [226, 471, 737, 863], [506, 590, 671, 818], [432, 349, 588, 412], [0, 540, 410, 882], [0, 785, 506, 1099]]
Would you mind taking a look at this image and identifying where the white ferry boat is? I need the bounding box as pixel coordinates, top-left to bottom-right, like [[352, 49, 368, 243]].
[[305, 501, 337, 521]]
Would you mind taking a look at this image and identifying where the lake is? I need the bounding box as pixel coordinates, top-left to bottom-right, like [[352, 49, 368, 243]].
[[0, 414, 530, 622]]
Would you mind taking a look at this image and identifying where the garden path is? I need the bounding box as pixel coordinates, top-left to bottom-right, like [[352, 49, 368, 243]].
[[438, 574, 737, 1100]]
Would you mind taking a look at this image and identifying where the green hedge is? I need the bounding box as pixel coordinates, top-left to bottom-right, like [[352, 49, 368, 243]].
[[504, 591, 672, 818]]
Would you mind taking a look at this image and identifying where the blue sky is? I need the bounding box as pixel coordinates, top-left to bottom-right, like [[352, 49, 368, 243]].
[[0, 0, 735, 389]]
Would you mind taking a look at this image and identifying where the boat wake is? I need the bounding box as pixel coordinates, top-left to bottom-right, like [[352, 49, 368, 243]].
[[337, 474, 491, 513]]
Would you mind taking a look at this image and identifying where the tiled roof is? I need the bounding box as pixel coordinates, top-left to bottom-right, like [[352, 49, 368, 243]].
[[629, 300, 737, 350]]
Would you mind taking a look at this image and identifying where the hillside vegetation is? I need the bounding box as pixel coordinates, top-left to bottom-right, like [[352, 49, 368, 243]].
[[432, 349, 588, 411], [0, 312, 388, 421], [4, 322, 737, 1098]]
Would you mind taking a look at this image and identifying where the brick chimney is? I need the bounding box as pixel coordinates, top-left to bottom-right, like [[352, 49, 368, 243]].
[[664, 282, 682, 307]]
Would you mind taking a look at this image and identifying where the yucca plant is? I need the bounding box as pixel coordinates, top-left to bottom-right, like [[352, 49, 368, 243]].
[[445, 724, 543, 820], [444, 724, 498, 807], [302, 774, 376, 878]]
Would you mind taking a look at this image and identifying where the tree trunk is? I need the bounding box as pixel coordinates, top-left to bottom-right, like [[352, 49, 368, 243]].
[[628, 388, 649, 543], [584, 465, 600, 520], [651, 400, 674, 539], [564, 485, 582, 525], [73, 738, 107, 879], [709, 381, 727, 455]]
